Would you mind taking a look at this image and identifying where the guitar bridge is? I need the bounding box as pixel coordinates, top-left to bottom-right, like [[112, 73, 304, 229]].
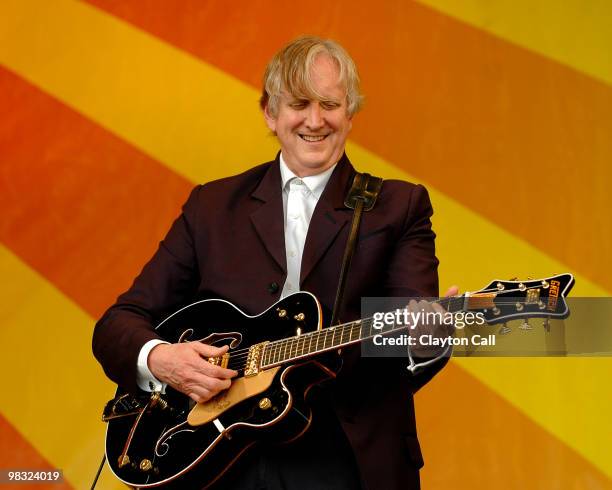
[[244, 342, 269, 377]]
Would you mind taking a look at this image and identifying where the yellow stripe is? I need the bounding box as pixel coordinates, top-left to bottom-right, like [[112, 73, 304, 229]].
[[1, 0, 611, 478], [0, 245, 124, 489], [416, 0, 612, 86], [454, 357, 612, 479]]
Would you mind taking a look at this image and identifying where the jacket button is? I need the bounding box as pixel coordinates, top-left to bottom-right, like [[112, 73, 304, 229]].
[[268, 282, 279, 294]]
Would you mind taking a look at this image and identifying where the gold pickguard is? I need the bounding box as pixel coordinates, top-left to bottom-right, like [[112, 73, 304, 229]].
[[187, 367, 280, 426]]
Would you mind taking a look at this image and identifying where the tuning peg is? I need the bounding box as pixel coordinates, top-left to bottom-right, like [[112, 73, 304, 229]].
[[519, 319, 532, 330], [543, 318, 551, 332], [498, 322, 511, 335]]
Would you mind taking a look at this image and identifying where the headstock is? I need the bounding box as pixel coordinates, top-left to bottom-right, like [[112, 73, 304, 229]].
[[467, 273, 575, 325]]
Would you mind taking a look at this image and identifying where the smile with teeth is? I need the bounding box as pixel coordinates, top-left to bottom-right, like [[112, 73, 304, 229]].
[[299, 134, 328, 142]]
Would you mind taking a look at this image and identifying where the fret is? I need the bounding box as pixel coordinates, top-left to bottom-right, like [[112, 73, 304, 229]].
[[317, 330, 324, 351], [344, 323, 353, 343], [289, 338, 296, 359], [290, 337, 296, 359], [282, 338, 289, 362], [263, 343, 270, 366], [296, 334, 303, 357], [263, 345, 269, 366]]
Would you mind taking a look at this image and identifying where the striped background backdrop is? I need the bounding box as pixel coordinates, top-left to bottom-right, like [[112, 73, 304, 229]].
[[1, 1, 610, 488]]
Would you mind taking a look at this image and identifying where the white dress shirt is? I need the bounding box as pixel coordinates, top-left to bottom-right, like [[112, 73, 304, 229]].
[[136, 155, 336, 391], [279, 155, 335, 298]]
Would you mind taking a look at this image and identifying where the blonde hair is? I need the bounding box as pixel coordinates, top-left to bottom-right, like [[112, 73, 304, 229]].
[[260, 36, 363, 117]]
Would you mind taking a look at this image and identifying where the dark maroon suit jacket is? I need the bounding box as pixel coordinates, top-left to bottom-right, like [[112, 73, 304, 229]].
[[93, 154, 445, 490]]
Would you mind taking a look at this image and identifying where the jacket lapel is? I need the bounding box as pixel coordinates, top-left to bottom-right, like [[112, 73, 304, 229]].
[[250, 158, 287, 273], [300, 155, 355, 285]]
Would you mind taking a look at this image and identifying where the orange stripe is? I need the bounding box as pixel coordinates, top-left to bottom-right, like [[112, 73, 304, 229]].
[[418, 364, 612, 489], [86, 0, 612, 293], [0, 66, 193, 319], [0, 415, 73, 490]]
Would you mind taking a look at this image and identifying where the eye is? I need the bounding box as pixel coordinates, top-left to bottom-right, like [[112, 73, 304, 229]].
[[321, 101, 341, 110], [289, 100, 308, 110]]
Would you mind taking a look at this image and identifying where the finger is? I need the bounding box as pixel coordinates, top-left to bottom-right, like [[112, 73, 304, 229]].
[[201, 362, 239, 379], [417, 300, 431, 311], [431, 302, 445, 314], [200, 375, 232, 393], [444, 285, 459, 297], [188, 387, 213, 404], [192, 342, 229, 357]]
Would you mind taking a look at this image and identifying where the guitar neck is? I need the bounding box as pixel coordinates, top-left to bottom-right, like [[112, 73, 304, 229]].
[[260, 295, 471, 368]]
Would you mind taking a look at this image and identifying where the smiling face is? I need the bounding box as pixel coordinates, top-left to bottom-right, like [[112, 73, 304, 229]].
[[263, 54, 353, 177]]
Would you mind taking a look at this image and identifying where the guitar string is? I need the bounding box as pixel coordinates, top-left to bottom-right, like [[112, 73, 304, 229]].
[[225, 301, 557, 371], [209, 285, 562, 367], [218, 296, 557, 365]]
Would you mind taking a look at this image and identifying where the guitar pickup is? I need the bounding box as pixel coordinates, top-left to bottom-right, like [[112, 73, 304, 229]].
[[207, 352, 230, 369]]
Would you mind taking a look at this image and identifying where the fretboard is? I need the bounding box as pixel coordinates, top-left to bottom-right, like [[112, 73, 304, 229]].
[[260, 295, 468, 368]]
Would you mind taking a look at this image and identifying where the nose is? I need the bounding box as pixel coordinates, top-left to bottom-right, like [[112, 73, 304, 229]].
[[305, 102, 324, 129]]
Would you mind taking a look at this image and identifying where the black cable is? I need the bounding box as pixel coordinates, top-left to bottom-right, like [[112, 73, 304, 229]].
[[90, 453, 106, 490]]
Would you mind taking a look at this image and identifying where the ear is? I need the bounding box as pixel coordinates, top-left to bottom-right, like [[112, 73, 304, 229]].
[[263, 104, 277, 133]]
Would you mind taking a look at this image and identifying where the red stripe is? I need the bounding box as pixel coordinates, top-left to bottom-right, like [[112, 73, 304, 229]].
[[0, 415, 73, 489]]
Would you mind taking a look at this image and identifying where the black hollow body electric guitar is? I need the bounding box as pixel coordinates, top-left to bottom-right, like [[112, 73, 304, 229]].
[[103, 273, 574, 488]]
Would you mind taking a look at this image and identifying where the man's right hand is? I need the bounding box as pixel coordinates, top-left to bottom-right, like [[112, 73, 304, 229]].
[[148, 342, 238, 403]]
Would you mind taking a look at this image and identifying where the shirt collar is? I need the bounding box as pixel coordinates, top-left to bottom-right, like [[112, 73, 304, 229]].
[[279, 153, 336, 200]]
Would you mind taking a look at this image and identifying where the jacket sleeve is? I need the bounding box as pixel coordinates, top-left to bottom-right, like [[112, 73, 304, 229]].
[[92, 185, 202, 392], [383, 183, 447, 393]]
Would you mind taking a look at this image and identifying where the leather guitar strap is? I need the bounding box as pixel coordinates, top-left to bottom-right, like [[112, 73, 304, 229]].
[[330, 172, 383, 327]]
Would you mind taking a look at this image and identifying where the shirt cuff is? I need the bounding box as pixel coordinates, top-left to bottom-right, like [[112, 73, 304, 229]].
[[136, 339, 169, 392], [406, 344, 452, 374]]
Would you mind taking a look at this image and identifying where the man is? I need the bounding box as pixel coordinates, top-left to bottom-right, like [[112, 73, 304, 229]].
[[94, 36, 455, 489]]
